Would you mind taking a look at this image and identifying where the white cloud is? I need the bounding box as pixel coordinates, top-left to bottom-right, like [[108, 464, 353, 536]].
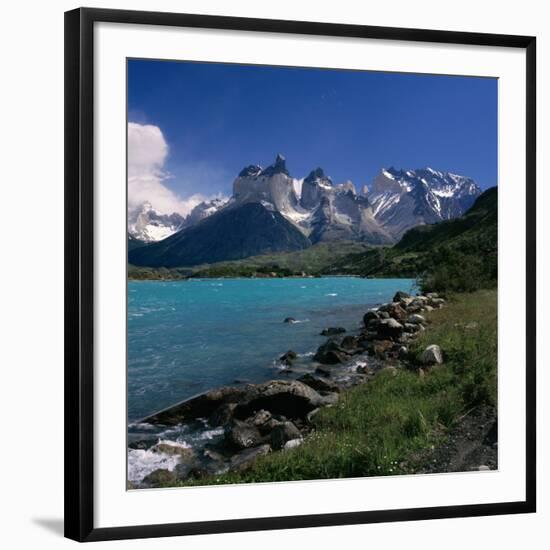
[[127, 122, 212, 217]]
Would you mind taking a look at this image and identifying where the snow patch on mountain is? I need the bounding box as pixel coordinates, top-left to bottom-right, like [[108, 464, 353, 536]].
[[128, 197, 228, 243], [183, 197, 229, 228], [128, 202, 185, 243], [367, 166, 482, 237]]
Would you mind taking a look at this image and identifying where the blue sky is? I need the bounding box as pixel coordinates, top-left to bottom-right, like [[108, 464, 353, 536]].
[[128, 59, 497, 210]]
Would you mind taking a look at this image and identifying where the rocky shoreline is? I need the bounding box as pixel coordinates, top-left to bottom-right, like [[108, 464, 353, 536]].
[[129, 290, 448, 489]]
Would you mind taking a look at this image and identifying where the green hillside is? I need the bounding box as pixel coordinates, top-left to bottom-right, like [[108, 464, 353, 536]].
[[128, 241, 373, 280]]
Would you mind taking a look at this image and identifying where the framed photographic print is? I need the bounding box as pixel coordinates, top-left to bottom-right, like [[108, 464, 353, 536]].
[[64, 7, 536, 542]]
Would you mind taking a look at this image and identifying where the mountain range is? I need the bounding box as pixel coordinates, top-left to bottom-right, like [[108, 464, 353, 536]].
[[128, 154, 482, 268], [327, 186, 497, 292]]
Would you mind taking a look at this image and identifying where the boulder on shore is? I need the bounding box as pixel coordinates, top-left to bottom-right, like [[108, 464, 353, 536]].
[[270, 421, 302, 450], [403, 322, 420, 333], [340, 335, 360, 350], [209, 402, 238, 427], [314, 349, 348, 364], [225, 419, 263, 450], [283, 438, 303, 451], [298, 373, 341, 393], [246, 409, 272, 427], [280, 350, 297, 365], [372, 339, 393, 359], [363, 310, 380, 325], [408, 314, 426, 325], [142, 468, 177, 487], [234, 380, 324, 420], [145, 386, 246, 425], [393, 291, 411, 302], [230, 444, 271, 472], [314, 339, 351, 364], [420, 344, 443, 365], [376, 318, 404, 340], [315, 365, 333, 377], [387, 302, 408, 321]]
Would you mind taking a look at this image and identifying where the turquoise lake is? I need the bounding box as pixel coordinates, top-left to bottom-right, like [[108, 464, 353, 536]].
[[128, 277, 416, 423]]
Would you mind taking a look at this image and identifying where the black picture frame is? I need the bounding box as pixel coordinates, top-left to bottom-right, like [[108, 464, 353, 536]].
[[64, 7, 537, 543]]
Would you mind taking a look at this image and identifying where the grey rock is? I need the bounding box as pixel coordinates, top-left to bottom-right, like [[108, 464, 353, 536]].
[[320, 392, 339, 406], [393, 291, 411, 302], [246, 409, 272, 427], [225, 419, 262, 450], [403, 322, 420, 333], [316, 349, 348, 364], [283, 438, 303, 451], [340, 335, 360, 350], [234, 380, 324, 420], [142, 468, 177, 487], [209, 402, 237, 427], [280, 350, 297, 365], [407, 314, 426, 324], [315, 365, 333, 377], [230, 444, 271, 472], [145, 385, 246, 426], [298, 373, 341, 393], [271, 421, 302, 450], [420, 344, 443, 365], [363, 310, 380, 325], [377, 318, 404, 340], [258, 417, 284, 435]]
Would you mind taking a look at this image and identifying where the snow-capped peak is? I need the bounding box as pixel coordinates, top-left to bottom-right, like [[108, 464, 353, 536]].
[[128, 202, 185, 243], [183, 197, 229, 228], [367, 166, 482, 237]]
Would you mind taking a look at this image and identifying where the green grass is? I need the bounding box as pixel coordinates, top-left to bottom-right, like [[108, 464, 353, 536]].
[[166, 289, 497, 487]]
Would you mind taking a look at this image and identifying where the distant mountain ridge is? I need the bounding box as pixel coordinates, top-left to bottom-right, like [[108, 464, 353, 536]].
[[369, 167, 482, 238], [128, 154, 484, 268], [128, 198, 227, 243], [129, 202, 310, 268], [128, 202, 185, 243]]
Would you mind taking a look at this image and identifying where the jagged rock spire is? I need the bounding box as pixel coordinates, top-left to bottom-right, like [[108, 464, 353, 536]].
[[261, 153, 290, 177], [238, 164, 262, 178], [304, 167, 327, 183]]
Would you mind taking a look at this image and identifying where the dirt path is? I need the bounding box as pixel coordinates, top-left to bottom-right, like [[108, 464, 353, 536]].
[[407, 406, 497, 474]]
